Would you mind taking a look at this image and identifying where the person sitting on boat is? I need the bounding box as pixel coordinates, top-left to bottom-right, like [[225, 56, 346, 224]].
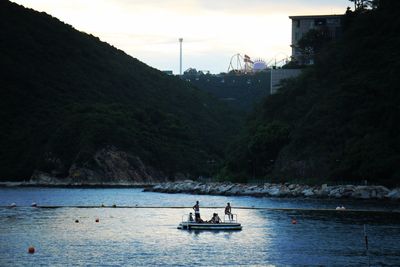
[[189, 212, 194, 222], [209, 213, 221, 223], [193, 201, 201, 222], [225, 202, 233, 220]]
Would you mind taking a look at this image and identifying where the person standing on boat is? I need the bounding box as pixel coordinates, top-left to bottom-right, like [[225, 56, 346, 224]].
[[225, 202, 233, 220], [193, 201, 201, 222]]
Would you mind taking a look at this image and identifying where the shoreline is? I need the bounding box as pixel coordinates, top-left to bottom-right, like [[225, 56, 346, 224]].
[[1, 180, 399, 201], [0, 182, 153, 189], [144, 180, 400, 201]]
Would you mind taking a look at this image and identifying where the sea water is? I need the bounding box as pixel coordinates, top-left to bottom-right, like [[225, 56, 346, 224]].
[[0, 187, 399, 266]]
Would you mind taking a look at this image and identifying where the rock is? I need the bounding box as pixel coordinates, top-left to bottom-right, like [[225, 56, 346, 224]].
[[352, 186, 371, 199], [225, 184, 242, 195], [318, 184, 332, 197], [251, 185, 267, 196], [328, 187, 343, 198], [387, 188, 400, 200], [241, 185, 259, 195], [213, 183, 233, 195], [30, 171, 70, 185], [288, 184, 296, 190], [340, 185, 355, 198], [302, 188, 314, 197], [349, 186, 390, 199], [192, 183, 205, 194], [374, 186, 390, 199], [291, 185, 304, 197], [351, 186, 370, 199], [278, 185, 290, 197], [265, 186, 281, 197], [31, 146, 167, 185]]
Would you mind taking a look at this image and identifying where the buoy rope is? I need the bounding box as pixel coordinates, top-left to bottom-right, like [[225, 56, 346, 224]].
[[0, 205, 399, 213]]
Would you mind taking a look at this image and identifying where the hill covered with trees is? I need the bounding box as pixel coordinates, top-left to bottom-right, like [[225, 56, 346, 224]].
[[222, 0, 400, 186], [181, 69, 271, 112], [0, 0, 240, 182]]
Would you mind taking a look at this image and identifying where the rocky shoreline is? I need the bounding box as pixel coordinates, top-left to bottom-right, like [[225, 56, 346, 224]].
[[144, 180, 400, 200], [2, 180, 399, 201]]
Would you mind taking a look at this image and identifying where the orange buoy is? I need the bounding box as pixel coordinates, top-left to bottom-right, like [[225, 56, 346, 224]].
[[75, 219, 79, 223], [95, 218, 99, 223], [28, 246, 35, 254], [291, 219, 297, 224]]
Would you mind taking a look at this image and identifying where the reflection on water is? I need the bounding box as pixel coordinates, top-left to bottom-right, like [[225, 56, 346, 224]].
[[0, 188, 399, 266]]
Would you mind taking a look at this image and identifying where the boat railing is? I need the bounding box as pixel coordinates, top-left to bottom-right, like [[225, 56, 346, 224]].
[[223, 214, 238, 223]]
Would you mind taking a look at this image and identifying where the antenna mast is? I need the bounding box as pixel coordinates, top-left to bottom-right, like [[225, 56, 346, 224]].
[[179, 38, 183, 75]]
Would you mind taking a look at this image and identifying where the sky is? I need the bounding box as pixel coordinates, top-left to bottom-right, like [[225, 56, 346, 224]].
[[12, 0, 350, 74]]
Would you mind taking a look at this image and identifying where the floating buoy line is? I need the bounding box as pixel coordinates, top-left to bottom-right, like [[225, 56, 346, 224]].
[[1, 205, 399, 213]]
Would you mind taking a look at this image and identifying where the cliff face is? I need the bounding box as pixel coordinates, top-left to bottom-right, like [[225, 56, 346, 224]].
[[31, 147, 166, 184], [0, 1, 239, 182]]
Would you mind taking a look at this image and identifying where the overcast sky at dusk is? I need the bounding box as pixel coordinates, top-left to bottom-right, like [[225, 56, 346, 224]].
[[13, 0, 350, 74]]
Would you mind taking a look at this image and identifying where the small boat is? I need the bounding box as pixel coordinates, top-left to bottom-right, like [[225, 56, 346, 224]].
[[177, 214, 242, 231]]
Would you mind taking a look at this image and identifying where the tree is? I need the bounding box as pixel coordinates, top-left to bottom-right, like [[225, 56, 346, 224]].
[[297, 27, 332, 64], [349, 0, 379, 10]]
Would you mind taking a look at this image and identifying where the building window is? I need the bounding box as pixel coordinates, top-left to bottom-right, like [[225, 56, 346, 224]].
[[327, 18, 340, 25], [314, 18, 326, 26]]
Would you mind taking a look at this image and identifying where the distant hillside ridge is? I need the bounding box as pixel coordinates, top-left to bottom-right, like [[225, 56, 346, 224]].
[[222, 1, 400, 186], [0, 0, 240, 182]]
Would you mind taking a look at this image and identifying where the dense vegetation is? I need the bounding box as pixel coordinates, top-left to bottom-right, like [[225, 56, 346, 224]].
[[0, 0, 240, 181], [222, 0, 400, 186], [181, 69, 270, 112]]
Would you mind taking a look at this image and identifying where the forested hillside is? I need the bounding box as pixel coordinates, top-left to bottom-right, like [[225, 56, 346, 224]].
[[0, 0, 239, 182], [222, 0, 400, 186], [182, 70, 270, 112]]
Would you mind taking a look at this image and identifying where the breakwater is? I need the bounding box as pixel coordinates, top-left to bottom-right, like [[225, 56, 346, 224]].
[[145, 180, 400, 200]]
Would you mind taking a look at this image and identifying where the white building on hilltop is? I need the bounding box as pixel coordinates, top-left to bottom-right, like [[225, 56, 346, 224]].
[[289, 14, 343, 65]]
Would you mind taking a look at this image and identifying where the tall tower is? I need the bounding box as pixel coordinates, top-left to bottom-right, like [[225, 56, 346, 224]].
[[179, 38, 183, 75]]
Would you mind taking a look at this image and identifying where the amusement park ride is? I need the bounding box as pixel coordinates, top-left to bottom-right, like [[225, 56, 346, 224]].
[[227, 53, 289, 74]]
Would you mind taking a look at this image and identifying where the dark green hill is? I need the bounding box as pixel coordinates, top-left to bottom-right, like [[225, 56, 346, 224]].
[[182, 71, 271, 112], [223, 1, 400, 186], [0, 0, 240, 182]]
